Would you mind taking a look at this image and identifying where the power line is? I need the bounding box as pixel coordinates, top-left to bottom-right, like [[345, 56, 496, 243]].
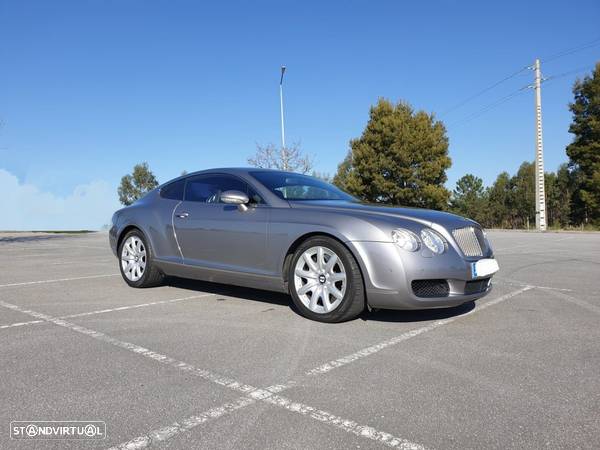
[[442, 37, 600, 118], [441, 66, 528, 116], [544, 64, 597, 83], [448, 63, 597, 128], [448, 86, 529, 127], [541, 37, 600, 63]]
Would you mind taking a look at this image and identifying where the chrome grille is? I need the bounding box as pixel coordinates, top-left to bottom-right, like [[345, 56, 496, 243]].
[[452, 226, 484, 257]]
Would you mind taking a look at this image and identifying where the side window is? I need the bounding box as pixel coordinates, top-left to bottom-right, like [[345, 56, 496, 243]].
[[160, 179, 185, 201], [185, 175, 261, 204]]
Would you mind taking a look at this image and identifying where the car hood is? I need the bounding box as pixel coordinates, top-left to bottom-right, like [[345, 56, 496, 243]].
[[288, 200, 478, 230]]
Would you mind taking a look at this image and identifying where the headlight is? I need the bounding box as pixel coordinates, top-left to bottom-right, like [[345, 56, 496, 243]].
[[420, 228, 446, 254], [392, 229, 420, 252]]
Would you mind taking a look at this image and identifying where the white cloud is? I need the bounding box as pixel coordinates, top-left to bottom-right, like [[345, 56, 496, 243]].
[[0, 169, 120, 230]]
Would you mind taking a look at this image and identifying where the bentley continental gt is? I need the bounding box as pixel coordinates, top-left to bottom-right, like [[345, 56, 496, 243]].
[[109, 168, 499, 322]]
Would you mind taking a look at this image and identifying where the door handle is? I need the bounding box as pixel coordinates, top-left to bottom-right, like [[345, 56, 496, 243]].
[[176, 212, 189, 219]]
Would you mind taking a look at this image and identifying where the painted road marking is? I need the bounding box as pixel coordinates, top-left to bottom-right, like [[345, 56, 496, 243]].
[[109, 389, 427, 450], [106, 286, 531, 449], [0, 299, 267, 393], [0, 319, 45, 329], [0, 299, 427, 450], [0, 273, 119, 288], [107, 396, 257, 450], [496, 277, 574, 292], [49, 260, 113, 265], [545, 288, 600, 315], [263, 393, 427, 449], [306, 286, 533, 376], [0, 294, 214, 330], [0, 284, 533, 449]]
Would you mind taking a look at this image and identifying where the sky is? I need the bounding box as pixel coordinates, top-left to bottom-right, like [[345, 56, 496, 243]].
[[1, 0, 599, 230]]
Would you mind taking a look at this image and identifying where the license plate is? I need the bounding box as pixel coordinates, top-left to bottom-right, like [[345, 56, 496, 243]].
[[471, 258, 499, 278]]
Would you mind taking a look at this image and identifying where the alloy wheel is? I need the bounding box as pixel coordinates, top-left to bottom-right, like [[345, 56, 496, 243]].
[[121, 236, 147, 282], [293, 246, 347, 314]]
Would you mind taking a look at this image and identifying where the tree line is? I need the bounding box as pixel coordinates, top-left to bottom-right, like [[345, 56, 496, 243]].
[[331, 63, 599, 228], [118, 63, 599, 229], [450, 162, 575, 229]]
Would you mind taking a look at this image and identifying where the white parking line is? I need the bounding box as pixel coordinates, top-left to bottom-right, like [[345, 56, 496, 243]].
[[108, 285, 532, 448], [0, 286, 531, 449], [61, 293, 214, 318], [263, 394, 427, 449], [0, 299, 427, 450], [0, 273, 119, 288], [0, 293, 214, 330], [0, 319, 45, 329], [0, 253, 57, 258], [545, 289, 600, 315], [111, 389, 426, 450], [306, 286, 533, 376], [108, 396, 257, 450], [495, 277, 574, 292], [108, 285, 533, 448], [50, 260, 113, 266], [0, 299, 267, 393]]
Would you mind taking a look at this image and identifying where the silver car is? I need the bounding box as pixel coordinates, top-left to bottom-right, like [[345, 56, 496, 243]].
[[109, 168, 499, 322]]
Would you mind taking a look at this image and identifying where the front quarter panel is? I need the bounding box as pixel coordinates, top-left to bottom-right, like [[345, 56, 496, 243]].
[[266, 207, 391, 276]]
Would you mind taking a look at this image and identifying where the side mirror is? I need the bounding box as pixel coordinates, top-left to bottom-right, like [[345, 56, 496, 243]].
[[221, 190, 250, 211]]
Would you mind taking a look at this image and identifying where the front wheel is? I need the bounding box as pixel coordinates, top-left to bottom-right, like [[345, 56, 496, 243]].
[[289, 237, 365, 323], [118, 230, 164, 288]]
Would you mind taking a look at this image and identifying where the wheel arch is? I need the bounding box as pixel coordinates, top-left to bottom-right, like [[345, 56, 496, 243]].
[[116, 224, 145, 253], [282, 232, 367, 295]]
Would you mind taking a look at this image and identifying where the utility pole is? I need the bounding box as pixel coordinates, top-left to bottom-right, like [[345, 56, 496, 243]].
[[279, 66, 286, 149], [532, 58, 547, 231]]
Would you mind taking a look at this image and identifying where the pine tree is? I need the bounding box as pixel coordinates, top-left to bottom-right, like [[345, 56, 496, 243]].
[[333, 99, 451, 209], [450, 174, 487, 223], [566, 63, 600, 224]]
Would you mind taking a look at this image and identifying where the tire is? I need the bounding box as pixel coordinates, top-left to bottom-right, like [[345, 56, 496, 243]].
[[288, 236, 365, 323], [118, 229, 164, 288]]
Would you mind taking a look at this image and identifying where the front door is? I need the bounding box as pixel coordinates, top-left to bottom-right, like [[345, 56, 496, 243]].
[[173, 174, 269, 275]]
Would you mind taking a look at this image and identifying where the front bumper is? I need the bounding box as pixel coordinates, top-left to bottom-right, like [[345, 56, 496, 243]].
[[346, 241, 496, 310]]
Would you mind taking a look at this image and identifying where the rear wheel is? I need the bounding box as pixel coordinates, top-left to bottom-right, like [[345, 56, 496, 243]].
[[118, 230, 164, 288], [289, 236, 365, 322]]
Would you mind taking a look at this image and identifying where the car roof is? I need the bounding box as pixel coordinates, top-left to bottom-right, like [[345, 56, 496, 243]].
[[185, 167, 292, 177]]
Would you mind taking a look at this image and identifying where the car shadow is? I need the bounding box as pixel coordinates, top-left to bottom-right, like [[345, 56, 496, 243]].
[[165, 276, 476, 323], [165, 277, 292, 307], [361, 301, 475, 323]]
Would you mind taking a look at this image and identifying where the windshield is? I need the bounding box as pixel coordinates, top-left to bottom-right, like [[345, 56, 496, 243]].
[[251, 171, 357, 201]]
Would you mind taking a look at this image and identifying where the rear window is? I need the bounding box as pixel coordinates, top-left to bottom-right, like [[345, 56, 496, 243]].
[[160, 179, 185, 201]]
